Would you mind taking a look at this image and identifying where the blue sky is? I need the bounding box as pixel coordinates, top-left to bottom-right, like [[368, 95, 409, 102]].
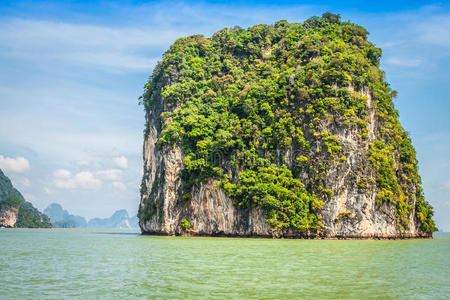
[[0, 0, 449, 229]]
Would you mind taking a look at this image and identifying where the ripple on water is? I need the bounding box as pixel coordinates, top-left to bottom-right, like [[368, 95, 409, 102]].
[[0, 229, 449, 299]]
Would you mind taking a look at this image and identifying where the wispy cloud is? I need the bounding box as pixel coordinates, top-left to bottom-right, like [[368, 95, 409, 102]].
[[54, 169, 72, 179], [385, 58, 423, 67], [357, 7, 450, 76], [0, 18, 177, 72], [97, 169, 122, 180], [416, 15, 450, 50]]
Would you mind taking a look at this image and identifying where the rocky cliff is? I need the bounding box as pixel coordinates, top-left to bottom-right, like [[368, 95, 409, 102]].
[[0, 169, 51, 228], [0, 205, 19, 228], [138, 14, 437, 238]]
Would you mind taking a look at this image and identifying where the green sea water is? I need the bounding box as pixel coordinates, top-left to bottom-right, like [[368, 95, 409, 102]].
[[0, 229, 449, 299]]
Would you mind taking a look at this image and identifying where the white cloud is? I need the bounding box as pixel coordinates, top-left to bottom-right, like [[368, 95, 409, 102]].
[[96, 169, 122, 180], [54, 171, 101, 189], [73, 172, 101, 189], [53, 169, 72, 179], [0, 155, 30, 173], [112, 181, 127, 191], [114, 156, 128, 169]]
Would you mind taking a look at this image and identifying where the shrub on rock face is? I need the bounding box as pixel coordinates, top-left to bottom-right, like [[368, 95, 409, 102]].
[[181, 218, 191, 230]]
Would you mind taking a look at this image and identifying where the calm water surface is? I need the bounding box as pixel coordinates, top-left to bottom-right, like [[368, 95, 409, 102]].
[[0, 229, 449, 299]]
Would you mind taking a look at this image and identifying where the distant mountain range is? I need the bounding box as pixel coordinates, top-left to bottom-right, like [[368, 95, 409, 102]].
[[44, 203, 138, 229], [0, 166, 137, 230], [43, 203, 87, 228], [87, 209, 138, 229]]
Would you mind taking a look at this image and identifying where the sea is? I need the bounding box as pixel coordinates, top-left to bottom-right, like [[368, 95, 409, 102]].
[[0, 229, 449, 299]]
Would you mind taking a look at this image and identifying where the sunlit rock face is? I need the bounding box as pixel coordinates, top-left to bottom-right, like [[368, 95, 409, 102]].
[[0, 208, 18, 228]]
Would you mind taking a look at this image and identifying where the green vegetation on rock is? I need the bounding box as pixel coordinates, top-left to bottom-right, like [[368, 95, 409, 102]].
[[0, 169, 51, 228], [0, 195, 20, 210], [141, 13, 436, 234], [181, 218, 191, 230]]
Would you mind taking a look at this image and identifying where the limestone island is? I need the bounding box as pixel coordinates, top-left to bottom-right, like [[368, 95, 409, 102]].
[[138, 13, 437, 239]]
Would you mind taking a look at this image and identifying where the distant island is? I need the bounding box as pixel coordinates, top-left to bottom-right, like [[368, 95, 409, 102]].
[[139, 13, 436, 238], [44, 203, 138, 229], [0, 167, 138, 229], [0, 169, 51, 228]]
